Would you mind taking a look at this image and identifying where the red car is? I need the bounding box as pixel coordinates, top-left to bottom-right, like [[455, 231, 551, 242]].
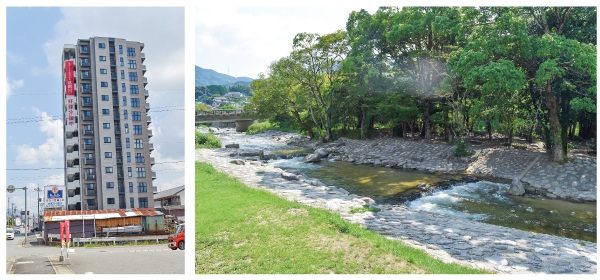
[[168, 224, 185, 250]]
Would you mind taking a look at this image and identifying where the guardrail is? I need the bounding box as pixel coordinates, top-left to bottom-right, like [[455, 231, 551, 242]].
[[195, 109, 244, 116]]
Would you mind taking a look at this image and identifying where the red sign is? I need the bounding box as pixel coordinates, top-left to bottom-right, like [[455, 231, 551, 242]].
[[60, 222, 65, 244], [65, 60, 74, 96], [21, 211, 29, 215], [65, 220, 71, 243]]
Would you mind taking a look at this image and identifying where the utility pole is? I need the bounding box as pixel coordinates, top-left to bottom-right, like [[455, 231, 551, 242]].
[[33, 185, 43, 230]]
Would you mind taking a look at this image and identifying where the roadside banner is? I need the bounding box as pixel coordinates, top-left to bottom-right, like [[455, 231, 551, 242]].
[[65, 220, 70, 243], [60, 222, 65, 248]]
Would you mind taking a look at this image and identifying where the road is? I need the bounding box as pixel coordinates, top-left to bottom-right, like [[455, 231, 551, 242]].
[[6, 232, 184, 274]]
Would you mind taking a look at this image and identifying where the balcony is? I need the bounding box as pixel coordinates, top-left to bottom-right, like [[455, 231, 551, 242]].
[[149, 143, 154, 151], [66, 150, 79, 161], [147, 116, 151, 124], [144, 90, 149, 99], [142, 65, 146, 73], [82, 115, 93, 121], [112, 86, 118, 93], [80, 73, 91, 80], [109, 47, 115, 54], [163, 201, 181, 207], [115, 128, 121, 134], [81, 87, 92, 94], [110, 60, 116, 67], [86, 205, 98, 210], [118, 186, 125, 194], [67, 174, 80, 183], [117, 171, 124, 179], [66, 136, 78, 146], [111, 73, 117, 80], [140, 43, 144, 50], [83, 101, 93, 107], [67, 165, 79, 176], [116, 156, 123, 164], [140, 53, 145, 61], [86, 189, 97, 196], [150, 157, 155, 165], [83, 129, 94, 135], [115, 141, 122, 149], [85, 158, 96, 165], [84, 143, 95, 150], [113, 101, 119, 107], [148, 130, 153, 138], [119, 202, 126, 209], [114, 114, 120, 120], [80, 48, 90, 54], [152, 171, 157, 180], [146, 103, 150, 111], [143, 77, 148, 84], [153, 186, 158, 193], [85, 173, 97, 180], [80, 61, 91, 67]]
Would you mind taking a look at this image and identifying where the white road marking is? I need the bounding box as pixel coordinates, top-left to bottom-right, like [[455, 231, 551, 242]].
[[15, 261, 34, 264]]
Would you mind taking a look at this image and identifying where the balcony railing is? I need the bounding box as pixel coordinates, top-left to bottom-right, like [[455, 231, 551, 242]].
[[116, 157, 123, 164], [114, 114, 120, 120], [142, 65, 146, 72], [115, 128, 121, 134], [115, 143, 122, 149], [143, 77, 148, 84], [110, 60, 116, 67], [119, 202, 126, 209], [152, 172, 157, 179], [112, 87, 118, 93], [140, 53, 145, 61], [148, 130, 153, 137], [83, 101, 93, 107], [84, 143, 95, 150], [111, 73, 117, 80], [163, 201, 181, 206], [146, 103, 150, 111], [86, 189, 97, 196], [85, 158, 96, 165], [81, 87, 92, 93], [113, 101, 119, 107], [117, 172, 124, 179], [67, 175, 80, 183], [109, 47, 115, 54], [149, 143, 154, 151], [144, 90, 149, 99], [85, 173, 97, 180], [150, 157, 155, 164], [86, 205, 98, 210], [83, 130, 94, 135], [118, 186, 125, 194], [83, 115, 93, 121], [80, 48, 90, 54], [80, 61, 91, 67], [81, 73, 91, 80]]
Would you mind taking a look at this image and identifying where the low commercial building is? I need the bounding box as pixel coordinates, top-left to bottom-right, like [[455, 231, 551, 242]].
[[154, 186, 184, 224]]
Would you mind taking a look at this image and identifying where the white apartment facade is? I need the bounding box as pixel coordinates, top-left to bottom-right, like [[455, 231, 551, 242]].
[[62, 37, 156, 211]]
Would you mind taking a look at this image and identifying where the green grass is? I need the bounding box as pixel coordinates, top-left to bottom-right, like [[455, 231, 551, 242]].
[[195, 161, 489, 274], [196, 130, 222, 149], [348, 205, 381, 214], [246, 121, 302, 135]]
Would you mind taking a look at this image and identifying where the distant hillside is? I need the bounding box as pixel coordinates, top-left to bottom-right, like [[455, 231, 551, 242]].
[[195, 66, 253, 86]]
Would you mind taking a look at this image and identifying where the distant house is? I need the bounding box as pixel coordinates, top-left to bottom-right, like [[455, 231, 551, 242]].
[[224, 92, 244, 98], [154, 185, 185, 224]]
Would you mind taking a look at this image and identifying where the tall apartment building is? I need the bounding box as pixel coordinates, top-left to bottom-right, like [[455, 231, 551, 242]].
[[62, 37, 156, 211]]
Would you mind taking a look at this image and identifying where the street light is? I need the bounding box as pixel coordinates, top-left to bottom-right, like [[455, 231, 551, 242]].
[[7, 185, 28, 243]]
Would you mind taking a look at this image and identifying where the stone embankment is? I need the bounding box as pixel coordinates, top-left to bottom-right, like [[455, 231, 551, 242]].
[[196, 144, 597, 274]]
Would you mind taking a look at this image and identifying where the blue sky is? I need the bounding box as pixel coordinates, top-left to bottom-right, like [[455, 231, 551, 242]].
[[5, 7, 185, 219]]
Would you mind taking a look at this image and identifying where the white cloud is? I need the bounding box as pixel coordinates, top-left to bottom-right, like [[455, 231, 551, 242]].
[[14, 107, 63, 166], [6, 78, 24, 99], [7, 50, 25, 63], [160, 176, 185, 192], [43, 174, 65, 186]]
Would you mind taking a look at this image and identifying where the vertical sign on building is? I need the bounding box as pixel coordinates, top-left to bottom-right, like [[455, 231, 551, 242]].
[[65, 60, 77, 130]]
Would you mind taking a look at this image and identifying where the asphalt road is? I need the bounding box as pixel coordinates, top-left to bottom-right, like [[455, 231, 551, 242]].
[[7, 232, 184, 274]]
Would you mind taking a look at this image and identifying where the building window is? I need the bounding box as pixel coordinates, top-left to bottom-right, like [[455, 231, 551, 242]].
[[128, 60, 137, 69], [106, 182, 114, 188], [103, 123, 110, 129], [87, 199, 95, 207], [130, 197, 134, 208], [84, 139, 92, 146], [125, 124, 129, 133], [134, 139, 143, 148], [135, 153, 145, 163], [128, 167, 132, 178], [86, 183, 95, 190], [104, 137, 111, 143], [130, 85, 139, 94], [127, 47, 136, 56], [123, 96, 127, 105], [83, 111, 92, 118], [82, 84, 90, 89], [120, 57, 124, 66], [129, 72, 138, 81], [85, 154, 93, 160], [105, 152, 112, 158], [107, 198, 115, 205], [81, 58, 89, 64], [137, 167, 146, 178], [102, 109, 110, 115], [81, 46, 89, 52], [124, 110, 128, 119], [127, 152, 131, 162], [82, 71, 90, 77], [99, 56, 106, 61], [133, 125, 142, 134], [106, 167, 113, 173], [122, 83, 126, 92], [99, 43, 105, 48], [121, 70, 125, 79], [119, 45, 123, 54], [139, 197, 148, 208], [101, 82, 108, 87], [102, 95, 109, 101], [138, 182, 147, 192], [131, 98, 140, 107], [100, 69, 107, 74], [126, 138, 130, 148], [132, 111, 141, 121]]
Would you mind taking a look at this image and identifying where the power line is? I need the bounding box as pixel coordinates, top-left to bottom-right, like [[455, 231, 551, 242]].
[[6, 160, 185, 171], [9, 89, 185, 96], [6, 106, 184, 124]]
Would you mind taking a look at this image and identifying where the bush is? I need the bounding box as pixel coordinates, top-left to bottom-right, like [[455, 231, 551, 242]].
[[195, 130, 221, 149], [587, 139, 596, 153], [453, 137, 469, 157]]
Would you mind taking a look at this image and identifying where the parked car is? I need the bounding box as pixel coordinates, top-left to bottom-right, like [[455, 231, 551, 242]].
[[14, 227, 20, 234], [168, 224, 185, 250], [6, 228, 15, 240]]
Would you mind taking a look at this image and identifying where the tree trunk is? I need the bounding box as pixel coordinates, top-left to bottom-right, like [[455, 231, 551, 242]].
[[324, 113, 332, 142], [423, 99, 431, 141], [508, 126, 514, 146], [402, 123, 407, 138], [561, 125, 569, 157], [486, 121, 492, 140], [527, 123, 535, 143], [545, 83, 564, 162], [360, 106, 367, 140]]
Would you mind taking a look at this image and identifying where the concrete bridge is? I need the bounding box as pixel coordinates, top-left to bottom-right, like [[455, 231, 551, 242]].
[[195, 109, 256, 132]]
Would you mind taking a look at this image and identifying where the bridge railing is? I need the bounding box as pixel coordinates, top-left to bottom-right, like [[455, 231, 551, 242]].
[[196, 109, 244, 116]]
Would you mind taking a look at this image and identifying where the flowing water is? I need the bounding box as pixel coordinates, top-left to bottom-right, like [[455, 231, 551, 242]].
[[204, 130, 597, 242]]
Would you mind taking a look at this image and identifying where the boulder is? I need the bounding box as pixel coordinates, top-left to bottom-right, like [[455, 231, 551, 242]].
[[303, 153, 322, 163], [508, 177, 525, 196], [230, 159, 245, 165], [229, 153, 238, 157], [241, 150, 264, 157], [389, 161, 398, 167], [225, 143, 240, 149], [286, 169, 306, 177], [361, 197, 375, 204], [281, 172, 299, 181], [410, 156, 424, 162], [315, 148, 329, 157]]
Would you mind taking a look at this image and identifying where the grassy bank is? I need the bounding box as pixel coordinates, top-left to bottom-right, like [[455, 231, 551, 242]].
[[195, 161, 487, 274], [195, 130, 221, 149], [246, 121, 302, 135]]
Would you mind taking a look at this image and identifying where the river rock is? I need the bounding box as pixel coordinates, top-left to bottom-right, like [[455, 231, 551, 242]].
[[303, 153, 322, 163], [361, 197, 375, 204], [410, 156, 424, 162], [508, 177, 525, 196], [241, 150, 264, 157], [389, 160, 398, 167], [230, 159, 245, 165], [315, 148, 329, 157], [281, 172, 299, 181], [225, 143, 240, 148]]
